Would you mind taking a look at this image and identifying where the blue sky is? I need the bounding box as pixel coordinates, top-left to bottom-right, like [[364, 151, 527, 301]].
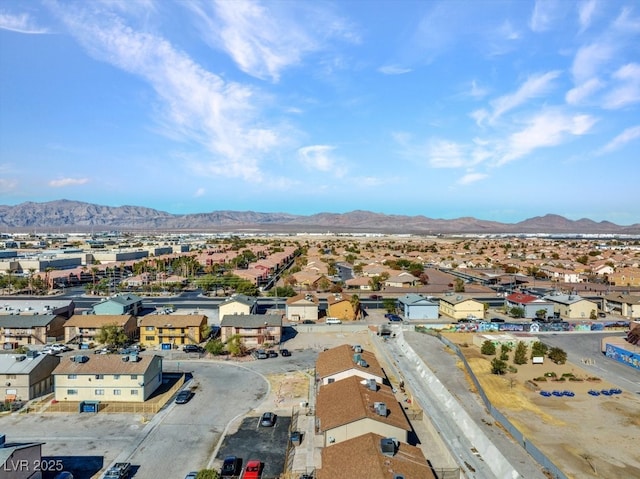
[[1, 1, 639, 224]]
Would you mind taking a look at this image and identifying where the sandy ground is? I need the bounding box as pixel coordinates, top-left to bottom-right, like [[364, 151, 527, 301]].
[[445, 333, 640, 479]]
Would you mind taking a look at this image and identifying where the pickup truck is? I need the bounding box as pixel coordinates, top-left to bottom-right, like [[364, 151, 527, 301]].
[[103, 463, 131, 479]]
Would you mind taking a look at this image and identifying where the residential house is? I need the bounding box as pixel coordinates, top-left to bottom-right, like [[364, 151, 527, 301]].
[[219, 314, 282, 349], [438, 295, 485, 321], [291, 271, 325, 291], [505, 293, 554, 319], [316, 375, 411, 446], [0, 351, 60, 401], [217, 294, 258, 318], [384, 272, 419, 288], [53, 354, 163, 402], [608, 267, 640, 287], [540, 266, 582, 284], [138, 314, 208, 348], [316, 432, 435, 479], [0, 314, 66, 348], [285, 293, 319, 322], [92, 293, 143, 316], [0, 435, 44, 479], [326, 293, 359, 321], [397, 294, 439, 320], [344, 276, 372, 291], [542, 294, 598, 320], [603, 293, 640, 319], [64, 314, 138, 345], [316, 344, 385, 387]]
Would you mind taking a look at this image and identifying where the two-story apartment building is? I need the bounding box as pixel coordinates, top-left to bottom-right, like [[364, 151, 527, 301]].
[[438, 295, 485, 320], [92, 293, 143, 316], [397, 294, 439, 320], [64, 314, 138, 345], [138, 314, 208, 348], [0, 351, 60, 401], [53, 354, 163, 402], [0, 314, 66, 348], [219, 314, 282, 349], [286, 293, 319, 322], [315, 344, 385, 387], [326, 293, 359, 321], [603, 293, 640, 318], [218, 294, 258, 318], [542, 293, 598, 319]]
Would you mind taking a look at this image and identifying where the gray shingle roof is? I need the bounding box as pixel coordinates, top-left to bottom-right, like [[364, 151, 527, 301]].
[[0, 314, 58, 328], [220, 314, 281, 328]]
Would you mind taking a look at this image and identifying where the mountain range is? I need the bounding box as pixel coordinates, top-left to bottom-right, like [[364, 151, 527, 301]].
[[1, 200, 639, 235]]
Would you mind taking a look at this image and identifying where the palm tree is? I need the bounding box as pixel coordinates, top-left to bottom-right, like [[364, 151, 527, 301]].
[[90, 266, 99, 295]]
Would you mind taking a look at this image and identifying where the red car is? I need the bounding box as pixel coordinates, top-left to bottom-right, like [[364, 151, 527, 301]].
[[242, 460, 262, 479]]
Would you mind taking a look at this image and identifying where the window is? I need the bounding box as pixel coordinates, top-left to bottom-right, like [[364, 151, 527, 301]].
[[130, 389, 139, 395], [67, 389, 78, 395], [130, 375, 138, 380], [5, 375, 16, 380], [145, 336, 154, 341], [145, 326, 154, 331], [113, 375, 120, 380], [327, 378, 335, 384], [95, 374, 104, 380], [113, 389, 121, 395], [67, 374, 77, 379], [95, 389, 104, 396]]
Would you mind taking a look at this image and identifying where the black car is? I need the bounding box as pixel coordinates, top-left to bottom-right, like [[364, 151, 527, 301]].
[[267, 350, 278, 358], [221, 455, 242, 477], [280, 349, 291, 357], [175, 390, 192, 404], [387, 314, 403, 322], [183, 344, 203, 353], [490, 318, 505, 323], [301, 320, 315, 324]]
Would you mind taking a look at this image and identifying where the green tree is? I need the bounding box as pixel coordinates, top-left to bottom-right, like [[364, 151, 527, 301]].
[[509, 306, 525, 318], [500, 344, 510, 361], [491, 358, 507, 375], [196, 470, 220, 479], [95, 324, 129, 347], [382, 298, 396, 314], [589, 309, 597, 320], [205, 339, 225, 356], [454, 278, 465, 292], [513, 341, 528, 365], [548, 347, 567, 364], [531, 341, 548, 358], [226, 335, 246, 357], [481, 340, 496, 355], [535, 309, 547, 319]]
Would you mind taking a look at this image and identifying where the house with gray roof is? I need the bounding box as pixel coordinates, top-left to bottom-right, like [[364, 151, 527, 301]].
[[397, 294, 439, 320], [220, 314, 282, 349], [218, 294, 258, 318], [0, 435, 45, 479], [542, 293, 598, 319], [603, 293, 640, 318], [0, 351, 60, 401]]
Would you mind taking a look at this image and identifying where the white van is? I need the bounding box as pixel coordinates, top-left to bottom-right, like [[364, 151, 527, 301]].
[[325, 317, 342, 324]]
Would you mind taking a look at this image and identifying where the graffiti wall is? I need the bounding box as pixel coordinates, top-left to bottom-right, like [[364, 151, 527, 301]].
[[423, 320, 630, 334], [604, 343, 640, 371]]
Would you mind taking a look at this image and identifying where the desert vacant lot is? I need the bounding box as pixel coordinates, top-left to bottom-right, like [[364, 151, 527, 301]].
[[445, 333, 640, 479]]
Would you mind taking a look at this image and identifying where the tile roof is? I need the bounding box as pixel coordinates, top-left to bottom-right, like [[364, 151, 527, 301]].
[[65, 314, 135, 328], [506, 292, 540, 304], [316, 432, 435, 479], [53, 353, 159, 375], [316, 344, 384, 381], [139, 314, 207, 328], [316, 375, 409, 433]]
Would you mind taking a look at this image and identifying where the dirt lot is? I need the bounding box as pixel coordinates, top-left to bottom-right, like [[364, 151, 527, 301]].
[[445, 333, 640, 479]]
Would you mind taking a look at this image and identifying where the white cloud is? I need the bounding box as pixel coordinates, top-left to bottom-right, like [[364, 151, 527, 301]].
[[49, 177, 89, 187], [298, 145, 346, 177], [489, 71, 561, 122], [529, 0, 557, 32], [603, 63, 640, 109], [578, 0, 597, 32], [497, 110, 596, 165], [378, 65, 412, 75], [0, 11, 49, 34], [194, 188, 206, 197], [599, 125, 640, 154], [457, 172, 488, 185], [427, 140, 468, 168], [469, 80, 488, 99], [565, 77, 604, 105], [51, 2, 291, 181], [0, 178, 18, 191], [571, 42, 614, 83]]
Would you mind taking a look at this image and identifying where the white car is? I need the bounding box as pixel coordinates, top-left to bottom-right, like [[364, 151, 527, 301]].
[[325, 317, 342, 324]]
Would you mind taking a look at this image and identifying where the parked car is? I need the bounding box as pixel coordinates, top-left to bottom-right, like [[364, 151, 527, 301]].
[[259, 412, 276, 427], [598, 312, 607, 318], [301, 320, 315, 324], [267, 350, 278, 358], [253, 349, 268, 359], [184, 472, 198, 479], [387, 314, 402, 322], [280, 349, 291, 357], [103, 463, 131, 479], [221, 456, 242, 477], [325, 317, 342, 324], [242, 460, 262, 479], [175, 390, 192, 404], [369, 294, 382, 299], [490, 318, 505, 323], [183, 344, 203, 353]]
